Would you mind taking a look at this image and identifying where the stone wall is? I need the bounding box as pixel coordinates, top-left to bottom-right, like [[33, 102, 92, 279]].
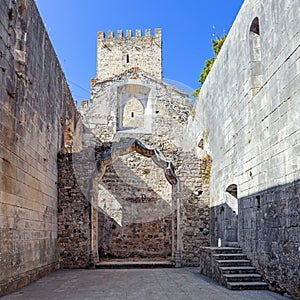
[[96, 29, 162, 82], [238, 180, 300, 297], [0, 0, 79, 296], [57, 152, 91, 268], [188, 0, 300, 297], [78, 68, 211, 266], [98, 151, 173, 259], [80, 69, 192, 141], [179, 153, 211, 266], [122, 97, 145, 128]]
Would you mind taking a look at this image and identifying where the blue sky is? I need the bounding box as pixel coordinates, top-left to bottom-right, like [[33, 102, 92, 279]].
[[35, 0, 244, 103]]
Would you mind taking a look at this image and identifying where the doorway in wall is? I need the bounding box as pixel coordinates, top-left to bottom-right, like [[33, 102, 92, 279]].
[[89, 139, 180, 264]]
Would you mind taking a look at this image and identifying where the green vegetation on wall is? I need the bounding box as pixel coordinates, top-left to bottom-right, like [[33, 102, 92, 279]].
[[192, 34, 227, 98]]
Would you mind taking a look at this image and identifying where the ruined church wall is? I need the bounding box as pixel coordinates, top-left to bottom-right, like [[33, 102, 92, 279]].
[[98, 153, 173, 259], [0, 0, 79, 295], [188, 0, 300, 297], [57, 151, 92, 268], [80, 72, 211, 265], [178, 153, 210, 266]]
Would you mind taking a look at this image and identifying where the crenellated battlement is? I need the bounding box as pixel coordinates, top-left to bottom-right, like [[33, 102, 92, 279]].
[[98, 28, 162, 39], [96, 28, 162, 81]]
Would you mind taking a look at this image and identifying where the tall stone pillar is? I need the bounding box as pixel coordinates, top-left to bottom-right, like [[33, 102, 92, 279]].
[[89, 179, 99, 267], [175, 181, 182, 267]]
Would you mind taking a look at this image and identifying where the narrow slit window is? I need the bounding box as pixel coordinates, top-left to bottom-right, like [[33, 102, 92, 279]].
[[249, 17, 262, 96], [255, 195, 261, 209], [131, 112, 134, 118], [126, 54, 129, 63]]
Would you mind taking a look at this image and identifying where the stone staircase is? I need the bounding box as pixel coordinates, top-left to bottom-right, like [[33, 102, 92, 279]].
[[213, 247, 268, 290], [199, 247, 268, 290]]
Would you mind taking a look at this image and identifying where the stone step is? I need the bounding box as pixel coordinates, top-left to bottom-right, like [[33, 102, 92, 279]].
[[223, 273, 262, 282], [227, 281, 268, 290], [210, 248, 269, 291], [213, 253, 247, 260], [216, 259, 251, 267], [219, 266, 257, 274], [95, 261, 175, 269], [226, 242, 239, 248], [205, 247, 243, 254]]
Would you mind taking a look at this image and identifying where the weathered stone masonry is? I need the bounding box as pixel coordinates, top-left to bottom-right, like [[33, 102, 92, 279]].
[[1, 0, 299, 298], [0, 0, 80, 296], [98, 151, 174, 259], [57, 151, 91, 269], [74, 27, 212, 267], [188, 0, 300, 297], [73, 62, 212, 266], [97, 29, 162, 82]]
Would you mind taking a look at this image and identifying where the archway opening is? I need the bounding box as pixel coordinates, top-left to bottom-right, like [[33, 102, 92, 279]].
[[88, 139, 179, 265], [222, 184, 238, 246]]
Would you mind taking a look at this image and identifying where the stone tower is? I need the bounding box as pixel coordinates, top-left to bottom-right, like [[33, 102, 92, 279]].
[[96, 28, 162, 81]]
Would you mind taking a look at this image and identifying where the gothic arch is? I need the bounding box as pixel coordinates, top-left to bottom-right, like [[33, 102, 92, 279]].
[[87, 139, 181, 267]]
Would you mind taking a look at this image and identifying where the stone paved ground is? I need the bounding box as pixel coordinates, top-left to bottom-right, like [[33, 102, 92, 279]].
[[1, 268, 289, 300]]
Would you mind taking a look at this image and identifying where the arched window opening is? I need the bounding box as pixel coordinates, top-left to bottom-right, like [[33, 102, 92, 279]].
[[198, 138, 204, 150], [249, 17, 262, 96], [117, 83, 151, 132], [122, 97, 144, 128], [250, 17, 260, 35], [226, 184, 238, 199]]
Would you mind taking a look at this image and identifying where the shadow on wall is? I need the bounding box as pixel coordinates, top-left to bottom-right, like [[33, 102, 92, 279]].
[[59, 123, 173, 263], [58, 122, 211, 267], [94, 145, 212, 263], [99, 156, 172, 224], [212, 202, 238, 247], [210, 183, 239, 247], [97, 156, 173, 259], [209, 179, 299, 298], [238, 179, 300, 298]]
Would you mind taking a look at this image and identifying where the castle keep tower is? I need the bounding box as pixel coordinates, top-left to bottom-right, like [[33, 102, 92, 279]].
[[96, 28, 162, 81]]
